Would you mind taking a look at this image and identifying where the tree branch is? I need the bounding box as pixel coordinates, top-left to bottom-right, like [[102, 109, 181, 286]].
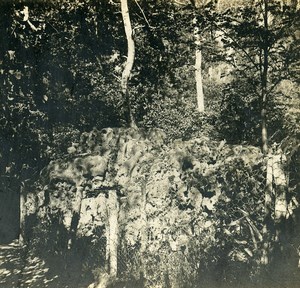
[[211, 21, 260, 72], [134, 0, 155, 29]]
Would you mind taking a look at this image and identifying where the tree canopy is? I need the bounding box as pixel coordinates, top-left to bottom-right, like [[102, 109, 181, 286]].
[[0, 1, 299, 287]]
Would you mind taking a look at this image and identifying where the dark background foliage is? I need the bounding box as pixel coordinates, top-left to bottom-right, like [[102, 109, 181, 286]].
[[0, 0, 299, 287]]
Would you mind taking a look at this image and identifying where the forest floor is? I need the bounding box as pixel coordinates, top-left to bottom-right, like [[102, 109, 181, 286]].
[[0, 241, 94, 288], [0, 242, 56, 288], [1, 241, 300, 288]]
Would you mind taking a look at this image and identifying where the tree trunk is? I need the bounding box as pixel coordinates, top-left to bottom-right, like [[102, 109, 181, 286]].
[[193, 17, 204, 112], [265, 153, 273, 217], [195, 48, 204, 112], [140, 196, 147, 254], [19, 184, 26, 246], [107, 189, 119, 277], [121, 0, 136, 127], [68, 185, 84, 249], [139, 179, 148, 279], [261, 0, 269, 156], [261, 107, 268, 155], [273, 151, 288, 220], [261, 0, 271, 265]]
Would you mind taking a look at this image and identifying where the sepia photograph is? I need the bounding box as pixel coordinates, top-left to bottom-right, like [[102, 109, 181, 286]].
[[0, 0, 299, 287]]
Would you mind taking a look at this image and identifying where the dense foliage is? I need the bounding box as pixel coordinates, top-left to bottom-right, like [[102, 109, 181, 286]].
[[0, 0, 299, 287]]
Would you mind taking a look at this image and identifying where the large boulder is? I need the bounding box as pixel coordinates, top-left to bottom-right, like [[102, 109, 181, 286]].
[[25, 127, 265, 285]]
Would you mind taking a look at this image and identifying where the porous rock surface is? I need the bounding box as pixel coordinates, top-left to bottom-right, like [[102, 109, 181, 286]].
[[26, 127, 262, 253]]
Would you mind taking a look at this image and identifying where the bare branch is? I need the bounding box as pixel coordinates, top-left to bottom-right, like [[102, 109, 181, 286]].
[[134, 0, 155, 29], [212, 22, 260, 73]]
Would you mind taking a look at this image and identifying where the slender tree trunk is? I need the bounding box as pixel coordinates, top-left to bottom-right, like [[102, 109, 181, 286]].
[[261, 107, 268, 155], [139, 179, 148, 280], [195, 48, 204, 112], [273, 152, 288, 220], [264, 150, 288, 266], [121, 0, 136, 127], [261, 0, 272, 265], [265, 153, 273, 216], [193, 17, 204, 112], [107, 189, 119, 277], [68, 185, 83, 249], [261, 0, 269, 156], [19, 184, 26, 245], [140, 189, 147, 253], [272, 151, 288, 258]]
